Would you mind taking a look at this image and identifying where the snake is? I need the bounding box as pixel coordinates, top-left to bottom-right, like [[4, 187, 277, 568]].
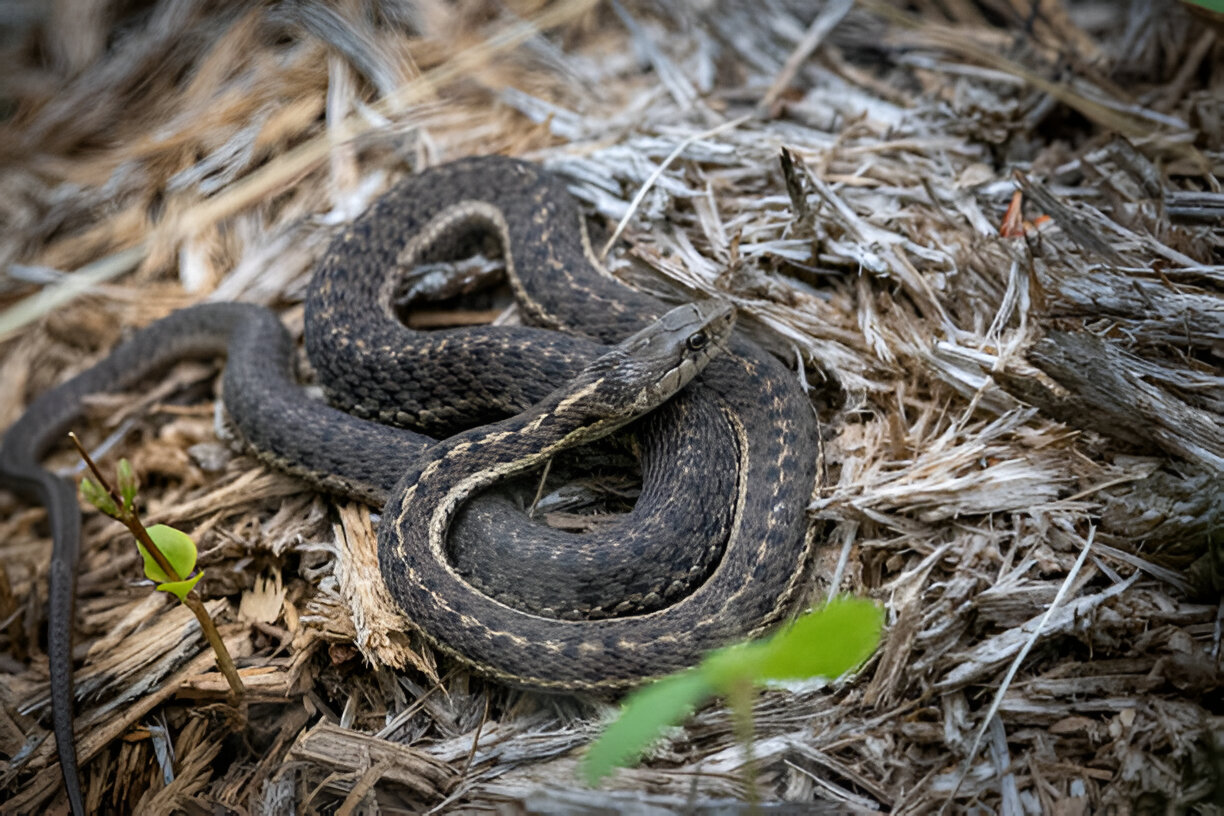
[[0, 156, 819, 812]]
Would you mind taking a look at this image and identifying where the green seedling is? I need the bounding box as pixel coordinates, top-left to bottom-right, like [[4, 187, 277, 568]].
[[71, 434, 245, 708], [1185, 0, 1224, 13], [583, 597, 883, 790], [139, 525, 205, 601]]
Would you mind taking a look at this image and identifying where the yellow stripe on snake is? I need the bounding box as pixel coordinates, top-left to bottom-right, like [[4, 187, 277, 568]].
[[0, 156, 819, 814]]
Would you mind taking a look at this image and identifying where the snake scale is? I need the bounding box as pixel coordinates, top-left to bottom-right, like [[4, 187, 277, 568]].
[[0, 156, 819, 812]]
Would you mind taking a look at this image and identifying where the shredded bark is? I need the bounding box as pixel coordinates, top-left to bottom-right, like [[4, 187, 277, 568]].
[[1, 0, 1221, 812]]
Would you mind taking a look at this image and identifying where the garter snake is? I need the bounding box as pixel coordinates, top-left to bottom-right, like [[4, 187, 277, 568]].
[[0, 156, 819, 810]]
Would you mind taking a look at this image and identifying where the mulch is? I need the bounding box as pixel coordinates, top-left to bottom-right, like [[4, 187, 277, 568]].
[[0, 1, 1221, 812]]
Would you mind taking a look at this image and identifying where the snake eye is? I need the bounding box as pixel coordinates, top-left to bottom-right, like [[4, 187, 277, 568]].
[[685, 330, 709, 352]]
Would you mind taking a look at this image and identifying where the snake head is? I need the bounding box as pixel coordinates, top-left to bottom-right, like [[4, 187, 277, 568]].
[[562, 300, 736, 426]]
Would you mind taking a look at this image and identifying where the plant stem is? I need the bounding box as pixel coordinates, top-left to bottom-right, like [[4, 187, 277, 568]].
[[69, 433, 246, 716], [727, 677, 760, 810]]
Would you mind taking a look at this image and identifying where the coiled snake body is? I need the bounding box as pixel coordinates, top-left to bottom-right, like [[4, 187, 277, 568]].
[[0, 157, 818, 810]]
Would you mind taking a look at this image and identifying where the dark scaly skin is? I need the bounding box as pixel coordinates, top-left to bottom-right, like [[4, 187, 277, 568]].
[[308, 157, 819, 687], [378, 337, 817, 687], [449, 390, 738, 619], [0, 301, 732, 810], [0, 156, 817, 809], [0, 305, 274, 816], [306, 158, 816, 622]]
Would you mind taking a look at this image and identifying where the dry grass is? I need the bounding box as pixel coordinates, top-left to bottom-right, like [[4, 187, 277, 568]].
[[1, 0, 1221, 813]]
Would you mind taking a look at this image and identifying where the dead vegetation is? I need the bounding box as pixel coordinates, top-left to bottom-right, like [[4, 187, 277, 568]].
[[0, 0, 1221, 812]]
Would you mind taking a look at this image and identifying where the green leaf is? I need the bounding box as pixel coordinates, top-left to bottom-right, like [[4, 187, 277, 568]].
[[702, 639, 771, 689], [581, 598, 884, 785], [755, 598, 883, 681], [1183, 0, 1224, 13], [80, 477, 118, 516], [155, 571, 205, 602], [583, 669, 712, 785], [139, 524, 198, 586], [116, 458, 139, 511]]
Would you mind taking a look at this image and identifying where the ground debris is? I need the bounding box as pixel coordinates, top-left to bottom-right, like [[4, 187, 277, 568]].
[[1, 0, 1221, 813]]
